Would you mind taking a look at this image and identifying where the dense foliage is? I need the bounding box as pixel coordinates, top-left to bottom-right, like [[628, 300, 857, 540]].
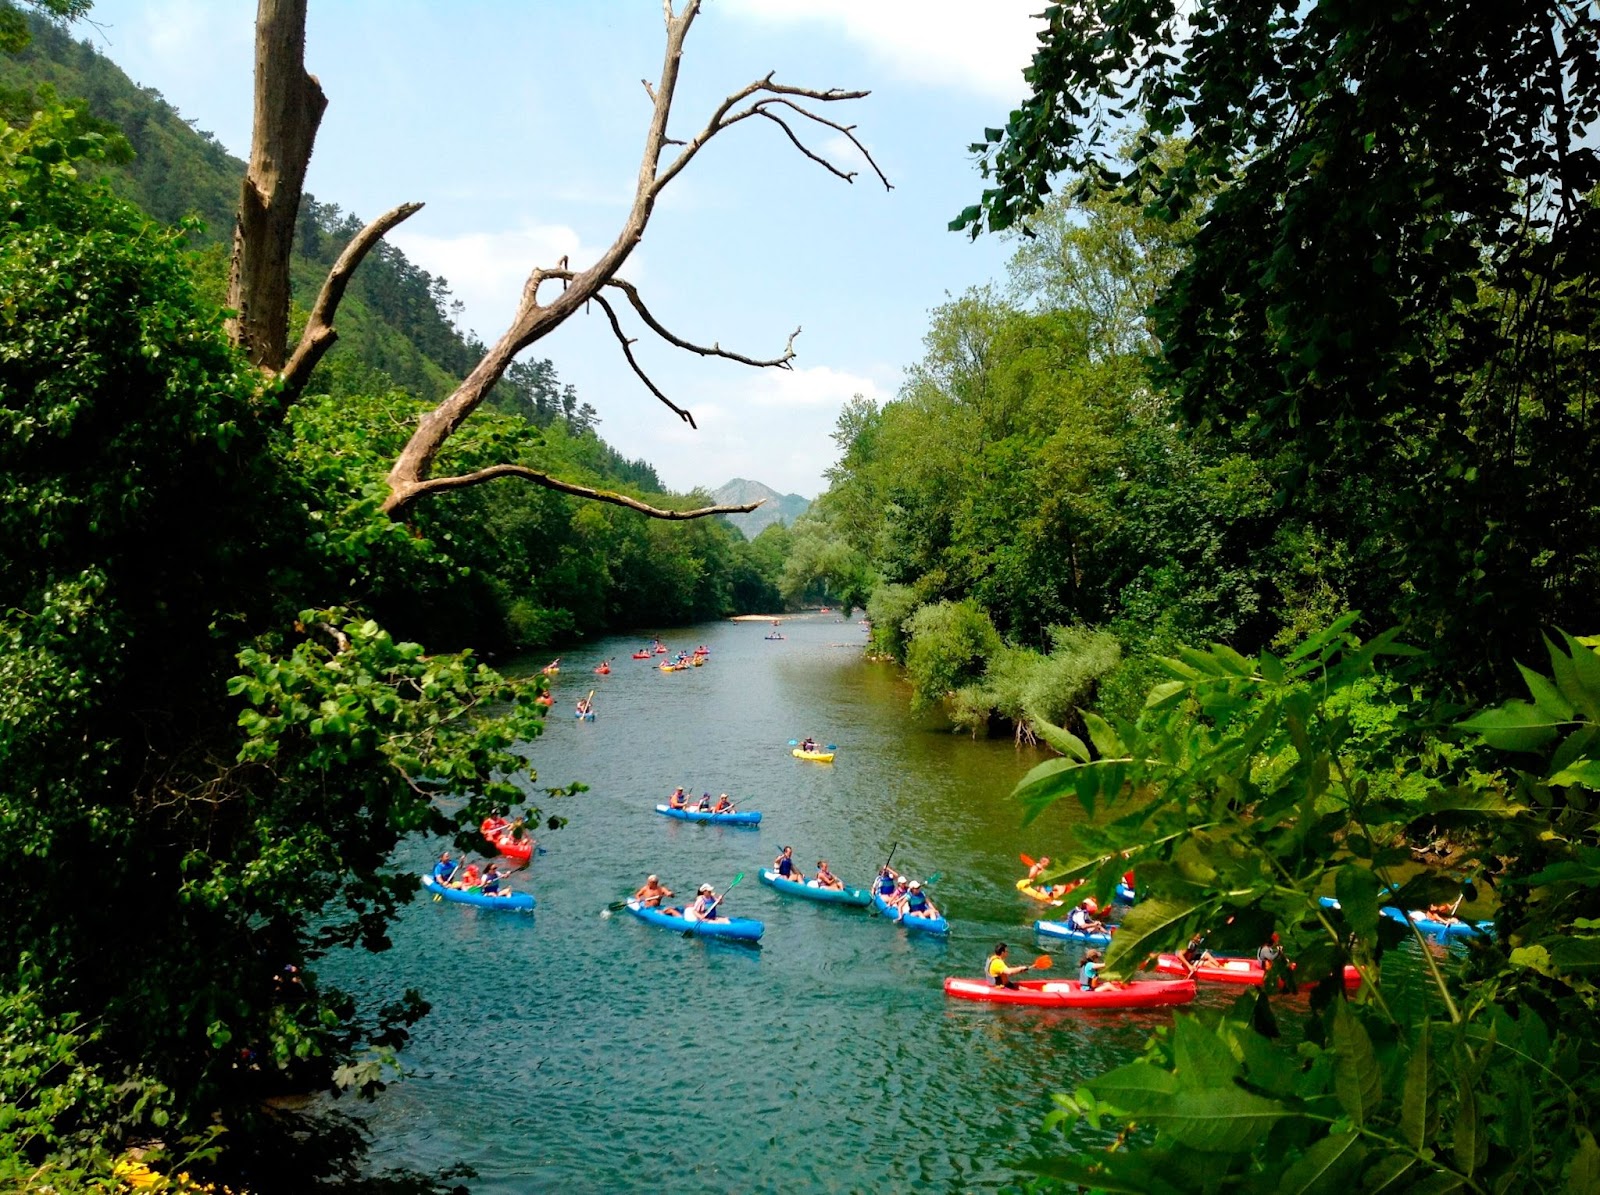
[[959, 0, 1600, 692], [0, 16, 777, 1189], [1015, 625, 1600, 1193]]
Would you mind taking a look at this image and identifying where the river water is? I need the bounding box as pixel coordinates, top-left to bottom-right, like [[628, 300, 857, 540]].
[[330, 613, 1231, 1192]]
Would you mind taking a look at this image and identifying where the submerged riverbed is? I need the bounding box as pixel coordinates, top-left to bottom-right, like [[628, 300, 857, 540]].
[[327, 614, 1216, 1191]]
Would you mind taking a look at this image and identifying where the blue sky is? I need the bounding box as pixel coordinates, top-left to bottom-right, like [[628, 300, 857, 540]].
[[80, 1, 1043, 496]]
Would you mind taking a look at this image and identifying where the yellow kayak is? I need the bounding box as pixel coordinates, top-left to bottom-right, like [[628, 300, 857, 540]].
[[792, 748, 835, 763]]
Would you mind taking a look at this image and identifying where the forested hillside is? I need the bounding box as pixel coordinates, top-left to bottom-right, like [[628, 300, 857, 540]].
[[0, 12, 786, 651]]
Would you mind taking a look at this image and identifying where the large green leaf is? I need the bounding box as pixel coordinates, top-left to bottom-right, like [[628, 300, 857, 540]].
[[1277, 1131, 1367, 1194], [1172, 1013, 1239, 1089], [1331, 1002, 1382, 1126], [1141, 1086, 1296, 1152], [1549, 759, 1600, 791], [1030, 714, 1091, 762], [1081, 708, 1127, 758], [1457, 700, 1565, 753], [1104, 896, 1210, 974], [1566, 1128, 1600, 1195], [1400, 1020, 1432, 1150], [1452, 1069, 1480, 1178], [1086, 1059, 1180, 1110], [1518, 661, 1575, 720], [1335, 864, 1383, 944]]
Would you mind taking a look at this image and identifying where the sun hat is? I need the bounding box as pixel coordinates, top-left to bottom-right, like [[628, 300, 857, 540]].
[[699, 883, 714, 893], [909, 880, 922, 890]]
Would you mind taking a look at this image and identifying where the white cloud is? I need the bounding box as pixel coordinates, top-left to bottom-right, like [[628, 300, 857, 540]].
[[724, 0, 1044, 102], [388, 223, 597, 342], [743, 363, 884, 408]]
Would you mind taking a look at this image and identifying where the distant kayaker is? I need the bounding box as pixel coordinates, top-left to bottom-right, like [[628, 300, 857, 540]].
[[542, 658, 560, 674], [668, 787, 688, 810], [987, 942, 1029, 990], [1256, 932, 1283, 969], [1080, 949, 1104, 990], [813, 860, 844, 890], [799, 736, 818, 753], [431, 852, 458, 886], [712, 793, 735, 814], [876, 866, 898, 897], [774, 846, 801, 880], [575, 697, 593, 716], [1067, 901, 1107, 936], [634, 875, 676, 913], [1026, 856, 1051, 882], [1423, 902, 1466, 926], [898, 880, 939, 921], [1182, 930, 1220, 970], [690, 883, 723, 921], [482, 813, 509, 839]]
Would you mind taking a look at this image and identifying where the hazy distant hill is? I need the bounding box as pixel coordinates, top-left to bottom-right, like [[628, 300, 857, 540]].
[[715, 479, 810, 538]]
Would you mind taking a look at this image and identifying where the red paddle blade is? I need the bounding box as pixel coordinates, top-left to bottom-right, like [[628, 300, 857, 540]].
[[1033, 955, 1053, 970], [1020, 853, 1037, 868]]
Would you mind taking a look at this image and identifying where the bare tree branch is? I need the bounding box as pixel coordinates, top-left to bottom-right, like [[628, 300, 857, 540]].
[[380, 0, 886, 519], [399, 463, 766, 519], [279, 201, 424, 399], [591, 292, 699, 427]]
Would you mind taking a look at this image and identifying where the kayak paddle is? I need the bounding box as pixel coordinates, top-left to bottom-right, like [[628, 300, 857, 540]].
[[684, 871, 745, 937], [1032, 955, 1053, 970], [1020, 852, 1037, 868], [787, 739, 799, 746]]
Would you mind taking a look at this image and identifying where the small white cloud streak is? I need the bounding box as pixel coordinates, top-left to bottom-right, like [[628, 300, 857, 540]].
[[723, 0, 1044, 102]]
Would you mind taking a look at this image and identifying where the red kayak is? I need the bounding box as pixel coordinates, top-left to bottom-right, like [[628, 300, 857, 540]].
[[632, 652, 652, 659], [654, 646, 668, 654], [480, 818, 533, 862], [943, 977, 1196, 1009], [1154, 954, 1361, 991], [594, 665, 611, 674]]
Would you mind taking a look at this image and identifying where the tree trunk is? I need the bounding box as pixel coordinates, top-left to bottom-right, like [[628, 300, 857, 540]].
[[226, 0, 326, 371]]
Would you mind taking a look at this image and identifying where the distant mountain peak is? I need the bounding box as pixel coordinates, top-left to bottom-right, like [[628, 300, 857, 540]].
[[714, 479, 810, 538]]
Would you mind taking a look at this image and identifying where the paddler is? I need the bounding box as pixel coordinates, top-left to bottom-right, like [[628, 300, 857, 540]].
[[689, 883, 724, 921], [813, 860, 844, 890], [898, 879, 939, 921], [986, 942, 1029, 990], [1079, 949, 1105, 990], [479, 862, 510, 897], [668, 786, 688, 810], [456, 860, 482, 889], [633, 875, 677, 915], [712, 793, 735, 814], [431, 851, 459, 887], [1067, 900, 1107, 936], [773, 846, 802, 881]]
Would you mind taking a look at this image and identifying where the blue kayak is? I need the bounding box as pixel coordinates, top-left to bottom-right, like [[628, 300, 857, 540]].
[[654, 803, 762, 826], [624, 898, 764, 941], [574, 711, 595, 721], [421, 875, 535, 911], [871, 889, 949, 935], [1034, 918, 1114, 945], [1319, 896, 1493, 941], [760, 868, 871, 906]]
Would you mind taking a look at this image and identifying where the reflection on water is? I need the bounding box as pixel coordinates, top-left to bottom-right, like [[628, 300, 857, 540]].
[[325, 616, 1284, 1191]]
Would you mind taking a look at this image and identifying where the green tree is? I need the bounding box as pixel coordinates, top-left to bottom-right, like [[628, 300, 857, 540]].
[[960, 0, 1600, 689]]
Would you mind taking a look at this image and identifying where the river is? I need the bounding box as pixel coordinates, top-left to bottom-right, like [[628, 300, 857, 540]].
[[328, 613, 1233, 1192]]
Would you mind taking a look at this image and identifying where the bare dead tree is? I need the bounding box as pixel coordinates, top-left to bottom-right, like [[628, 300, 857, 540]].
[[228, 0, 888, 522]]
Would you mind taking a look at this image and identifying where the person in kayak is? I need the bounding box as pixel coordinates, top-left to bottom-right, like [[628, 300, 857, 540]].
[[987, 942, 1029, 990], [712, 793, 735, 814], [633, 875, 677, 914], [1080, 949, 1104, 990], [876, 866, 898, 897], [799, 736, 818, 753], [690, 884, 723, 920], [456, 860, 482, 889], [813, 860, 844, 890], [1025, 855, 1077, 899], [1067, 901, 1107, 935], [1422, 901, 1467, 926], [542, 658, 560, 674], [482, 812, 509, 838], [773, 846, 802, 881], [431, 852, 459, 886], [575, 696, 593, 717], [668, 786, 688, 810], [480, 862, 509, 897], [696, 791, 714, 811], [1256, 932, 1283, 969], [1182, 930, 1220, 969], [898, 880, 940, 920]]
